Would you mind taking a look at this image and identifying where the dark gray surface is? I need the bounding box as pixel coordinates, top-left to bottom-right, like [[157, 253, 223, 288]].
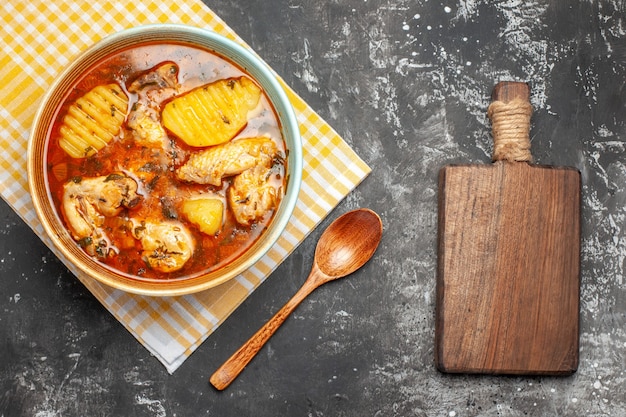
[[2, 0, 626, 415]]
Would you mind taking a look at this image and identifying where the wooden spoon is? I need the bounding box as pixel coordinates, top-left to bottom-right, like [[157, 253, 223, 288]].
[[210, 208, 383, 390]]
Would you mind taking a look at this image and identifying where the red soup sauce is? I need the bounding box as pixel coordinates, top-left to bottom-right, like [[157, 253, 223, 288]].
[[46, 43, 287, 280]]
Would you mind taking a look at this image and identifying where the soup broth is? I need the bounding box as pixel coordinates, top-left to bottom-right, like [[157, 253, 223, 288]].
[[46, 43, 287, 280]]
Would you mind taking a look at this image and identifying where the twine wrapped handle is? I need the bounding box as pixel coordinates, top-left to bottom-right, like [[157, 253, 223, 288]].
[[487, 81, 533, 162]]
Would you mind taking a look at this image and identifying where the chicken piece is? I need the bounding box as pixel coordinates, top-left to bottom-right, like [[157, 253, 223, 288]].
[[127, 62, 180, 147], [128, 62, 179, 94], [131, 220, 194, 273], [62, 173, 141, 257], [228, 164, 281, 226], [127, 102, 167, 146], [176, 137, 278, 186]]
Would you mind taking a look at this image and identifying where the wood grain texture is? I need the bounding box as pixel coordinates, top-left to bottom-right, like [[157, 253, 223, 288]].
[[436, 161, 580, 374]]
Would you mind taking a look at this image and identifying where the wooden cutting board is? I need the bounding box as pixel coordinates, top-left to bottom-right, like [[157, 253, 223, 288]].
[[435, 82, 580, 375]]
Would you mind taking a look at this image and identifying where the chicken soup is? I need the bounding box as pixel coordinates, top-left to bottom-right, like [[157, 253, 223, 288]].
[[46, 43, 287, 280]]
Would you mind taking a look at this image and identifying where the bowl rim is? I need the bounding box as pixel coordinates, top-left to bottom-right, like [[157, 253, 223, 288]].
[[27, 23, 303, 296]]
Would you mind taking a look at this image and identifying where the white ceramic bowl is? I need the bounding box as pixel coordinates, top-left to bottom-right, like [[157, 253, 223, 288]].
[[28, 24, 302, 296]]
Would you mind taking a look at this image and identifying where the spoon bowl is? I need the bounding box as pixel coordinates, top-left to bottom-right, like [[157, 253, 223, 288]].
[[315, 208, 384, 277], [210, 208, 383, 390]]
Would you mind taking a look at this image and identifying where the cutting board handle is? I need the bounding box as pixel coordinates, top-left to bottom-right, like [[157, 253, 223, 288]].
[[488, 81, 533, 162]]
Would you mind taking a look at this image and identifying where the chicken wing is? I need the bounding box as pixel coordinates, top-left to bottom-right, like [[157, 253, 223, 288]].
[[176, 137, 278, 186], [127, 62, 180, 147]]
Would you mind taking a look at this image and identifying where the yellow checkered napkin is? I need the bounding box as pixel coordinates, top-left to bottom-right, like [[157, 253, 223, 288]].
[[0, 1, 370, 373]]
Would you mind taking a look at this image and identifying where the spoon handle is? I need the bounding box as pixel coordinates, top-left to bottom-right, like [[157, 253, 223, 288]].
[[210, 266, 324, 390]]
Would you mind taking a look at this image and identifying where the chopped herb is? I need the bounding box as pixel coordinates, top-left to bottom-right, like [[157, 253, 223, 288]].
[[146, 174, 160, 190], [160, 197, 178, 219], [104, 173, 126, 182], [126, 196, 141, 209], [138, 162, 159, 172]]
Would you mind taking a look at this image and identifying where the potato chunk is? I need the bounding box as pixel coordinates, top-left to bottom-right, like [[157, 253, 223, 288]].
[[162, 77, 262, 147], [181, 198, 224, 236], [58, 84, 129, 158]]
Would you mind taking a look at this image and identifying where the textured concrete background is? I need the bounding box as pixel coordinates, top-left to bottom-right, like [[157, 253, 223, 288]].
[[1, 0, 625, 415]]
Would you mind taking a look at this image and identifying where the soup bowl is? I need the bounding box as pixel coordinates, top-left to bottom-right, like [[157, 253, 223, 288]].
[[28, 24, 302, 296]]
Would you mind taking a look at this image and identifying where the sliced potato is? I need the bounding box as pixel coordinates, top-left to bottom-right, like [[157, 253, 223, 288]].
[[58, 84, 128, 158], [162, 77, 262, 147], [181, 198, 224, 236]]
